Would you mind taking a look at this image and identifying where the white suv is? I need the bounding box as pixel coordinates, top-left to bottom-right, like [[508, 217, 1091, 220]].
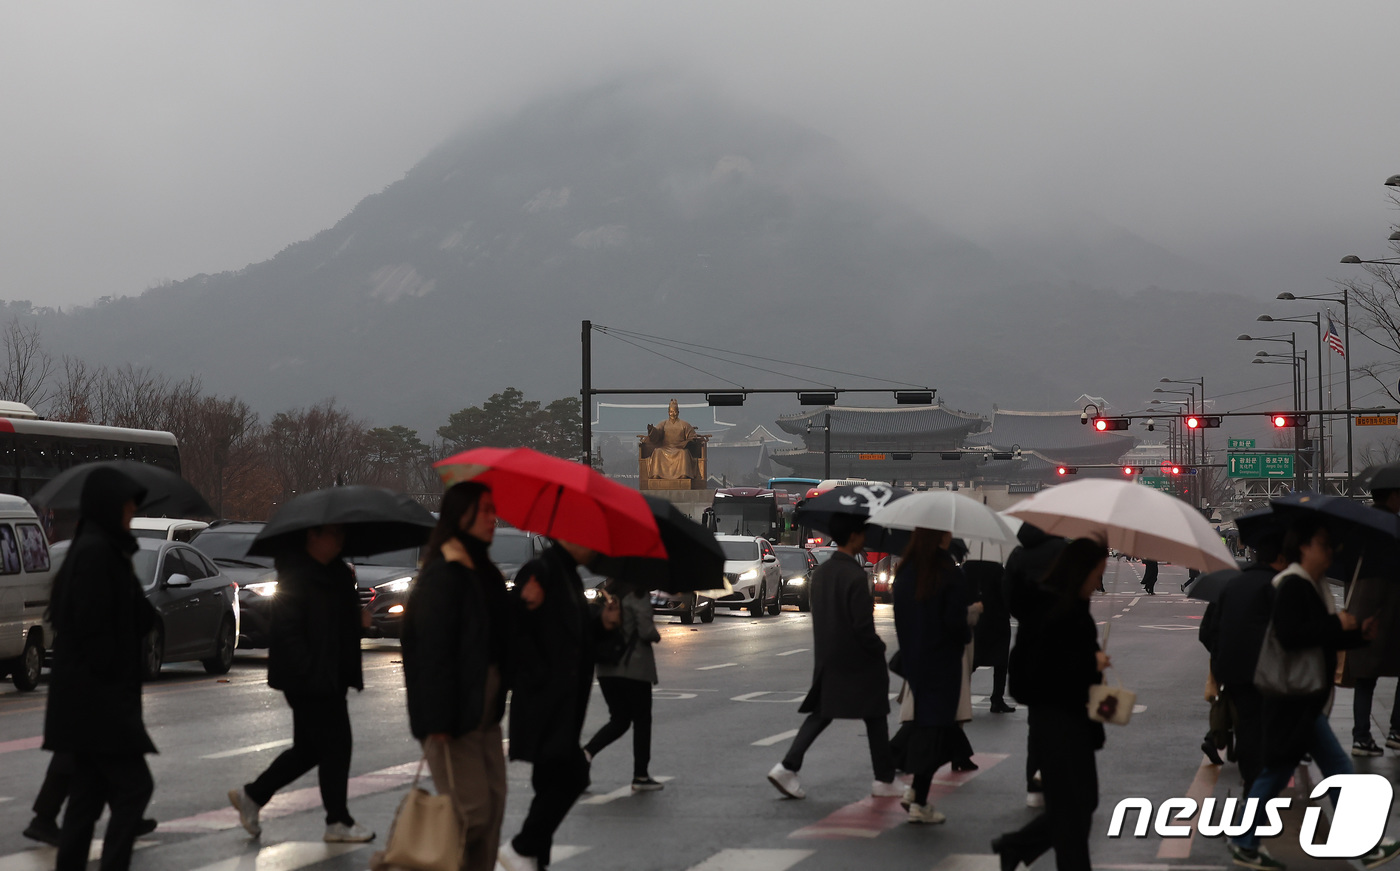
[[715, 535, 783, 617]]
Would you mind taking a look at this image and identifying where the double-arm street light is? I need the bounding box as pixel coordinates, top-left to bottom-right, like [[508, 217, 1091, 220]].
[[1162, 377, 1206, 470], [1258, 313, 1325, 488], [1148, 399, 1187, 465], [1279, 288, 1352, 494], [1152, 387, 1197, 464]]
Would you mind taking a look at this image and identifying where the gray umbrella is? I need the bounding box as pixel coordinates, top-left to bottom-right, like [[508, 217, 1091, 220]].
[[1357, 462, 1400, 493]]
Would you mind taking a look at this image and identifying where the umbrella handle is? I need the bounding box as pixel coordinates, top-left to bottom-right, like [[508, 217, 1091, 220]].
[[1101, 621, 1110, 653], [1344, 551, 1366, 611]]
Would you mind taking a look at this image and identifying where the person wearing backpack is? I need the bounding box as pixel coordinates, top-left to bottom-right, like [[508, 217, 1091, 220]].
[[583, 584, 664, 791]]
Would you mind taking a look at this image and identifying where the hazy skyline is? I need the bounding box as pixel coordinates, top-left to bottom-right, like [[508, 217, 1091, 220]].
[[2, 2, 1397, 309]]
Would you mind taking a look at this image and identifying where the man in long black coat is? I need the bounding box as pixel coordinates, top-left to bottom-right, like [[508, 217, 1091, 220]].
[[43, 468, 157, 871], [767, 515, 900, 801], [502, 541, 619, 871]]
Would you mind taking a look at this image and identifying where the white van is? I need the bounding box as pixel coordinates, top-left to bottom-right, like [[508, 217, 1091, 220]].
[[130, 517, 209, 543], [0, 495, 55, 691]]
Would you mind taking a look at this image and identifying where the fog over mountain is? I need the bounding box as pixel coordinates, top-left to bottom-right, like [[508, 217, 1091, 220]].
[[19, 74, 1288, 435]]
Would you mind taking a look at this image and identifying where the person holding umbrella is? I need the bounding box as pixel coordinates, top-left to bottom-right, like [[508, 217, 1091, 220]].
[[401, 483, 512, 871], [1343, 486, 1400, 758], [43, 468, 158, 871], [227, 523, 374, 843], [499, 539, 621, 871], [993, 538, 1110, 871], [766, 514, 902, 802], [583, 580, 664, 791]]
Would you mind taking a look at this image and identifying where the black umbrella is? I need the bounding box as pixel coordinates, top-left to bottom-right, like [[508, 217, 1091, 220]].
[[1357, 462, 1400, 493], [591, 496, 725, 593], [30, 460, 215, 517], [1238, 492, 1400, 582], [793, 484, 912, 551], [248, 486, 436, 557], [1186, 568, 1242, 604]]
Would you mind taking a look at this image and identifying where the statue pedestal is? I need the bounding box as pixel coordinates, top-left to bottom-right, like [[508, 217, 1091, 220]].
[[643, 479, 698, 491]]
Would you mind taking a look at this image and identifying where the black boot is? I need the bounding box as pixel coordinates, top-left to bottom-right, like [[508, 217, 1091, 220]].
[[23, 817, 61, 847]]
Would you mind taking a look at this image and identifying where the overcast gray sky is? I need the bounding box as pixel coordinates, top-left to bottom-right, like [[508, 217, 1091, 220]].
[[2, 1, 1396, 307]]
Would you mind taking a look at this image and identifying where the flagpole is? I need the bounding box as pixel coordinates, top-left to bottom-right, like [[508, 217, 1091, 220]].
[[1343, 291, 1354, 496]]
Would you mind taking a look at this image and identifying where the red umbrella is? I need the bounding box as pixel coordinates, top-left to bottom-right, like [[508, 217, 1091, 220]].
[[434, 447, 666, 559]]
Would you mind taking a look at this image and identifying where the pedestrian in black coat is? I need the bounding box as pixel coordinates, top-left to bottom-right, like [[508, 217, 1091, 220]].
[[1002, 522, 1067, 806], [967, 559, 1013, 713], [893, 529, 971, 824], [502, 540, 620, 871], [995, 538, 1110, 871], [43, 468, 156, 871], [1141, 560, 1159, 595], [402, 483, 514, 871], [767, 514, 900, 803], [228, 524, 374, 844]]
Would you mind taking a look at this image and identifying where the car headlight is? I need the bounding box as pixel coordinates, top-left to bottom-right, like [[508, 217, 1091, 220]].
[[584, 588, 600, 600], [246, 581, 278, 597], [375, 576, 413, 594], [878, 571, 889, 583], [387, 604, 404, 615], [788, 576, 806, 584], [505, 579, 516, 591], [739, 569, 759, 582]]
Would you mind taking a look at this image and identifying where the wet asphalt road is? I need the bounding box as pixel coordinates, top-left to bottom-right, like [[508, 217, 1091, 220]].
[[0, 560, 1395, 871]]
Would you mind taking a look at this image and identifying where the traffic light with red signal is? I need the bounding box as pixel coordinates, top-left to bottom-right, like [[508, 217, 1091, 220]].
[[1092, 418, 1131, 432], [1121, 465, 1144, 476], [1056, 466, 1078, 476], [1271, 414, 1305, 428], [1184, 415, 1222, 429]]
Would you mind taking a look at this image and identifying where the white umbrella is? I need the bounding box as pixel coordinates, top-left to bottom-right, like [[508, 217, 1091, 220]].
[[971, 515, 1023, 563], [868, 490, 1020, 549], [1002, 479, 1235, 572]]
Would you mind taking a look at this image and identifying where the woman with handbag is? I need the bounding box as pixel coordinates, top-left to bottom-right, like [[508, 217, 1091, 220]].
[[891, 528, 972, 824], [583, 584, 664, 791], [1225, 518, 1399, 871], [400, 483, 513, 871], [992, 538, 1109, 871]]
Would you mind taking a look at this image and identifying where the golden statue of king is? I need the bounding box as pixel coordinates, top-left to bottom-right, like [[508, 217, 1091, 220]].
[[639, 399, 707, 481]]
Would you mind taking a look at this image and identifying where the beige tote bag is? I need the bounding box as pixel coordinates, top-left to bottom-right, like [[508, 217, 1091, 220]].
[[377, 755, 466, 871], [1087, 623, 1136, 726]]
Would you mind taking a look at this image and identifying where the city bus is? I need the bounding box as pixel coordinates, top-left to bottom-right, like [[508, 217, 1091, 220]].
[[0, 402, 181, 500], [708, 488, 783, 542]]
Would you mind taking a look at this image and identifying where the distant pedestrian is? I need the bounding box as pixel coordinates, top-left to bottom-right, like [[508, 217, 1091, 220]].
[[1198, 532, 1285, 788], [1226, 517, 1400, 871], [994, 538, 1110, 871], [1003, 522, 1067, 809], [892, 529, 972, 824], [968, 558, 1014, 714], [767, 514, 901, 803], [1341, 487, 1400, 758], [400, 483, 512, 871], [500, 540, 621, 871], [228, 523, 374, 843], [583, 583, 664, 791], [42, 468, 157, 871], [1142, 560, 1159, 596]]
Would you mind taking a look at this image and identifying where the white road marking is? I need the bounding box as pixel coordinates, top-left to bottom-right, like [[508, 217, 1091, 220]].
[[752, 729, 799, 747], [732, 691, 806, 703], [201, 739, 294, 759], [579, 776, 674, 805], [546, 846, 591, 864], [1112, 614, 1123, 619], [1141, 624, 1199, 631], [0, 798, 11, 804], [698, 663, 739, 670], [1133, 704, 1147, 713], [189, 842, 370, 871], [683, 849, 815, 871], [932, 856, 1002, 871], [0, 840, 157, 871], [776, 648, 809, 656], [1130, 597, 1141, 606]]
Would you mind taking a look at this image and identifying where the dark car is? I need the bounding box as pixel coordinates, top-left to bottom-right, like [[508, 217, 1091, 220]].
[[651, 590, 715, 625], [51, 538, 240, 679], [351, 546, 420, 639], [189, 521, 277, 649], [774, 546, 817, 612]]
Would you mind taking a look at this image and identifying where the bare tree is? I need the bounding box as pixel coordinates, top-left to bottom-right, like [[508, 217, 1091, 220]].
[[47, 356, 102, 422], [179, 396, 263, 517], [1337, 191, 1400, 402], [0, 317, 54, 409], [262, 399, 369, 500]]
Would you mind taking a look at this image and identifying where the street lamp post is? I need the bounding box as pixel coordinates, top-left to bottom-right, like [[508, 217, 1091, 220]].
[[1153, 387, 1196, 464], [1258, 314, 1325, 488], [1241, 332, 1301, 491], [1162, 377, 1207, 478], [1253, 350, 1306, 491], [1149, 399, 1188, 466], [1278, 290, 1352, 493]]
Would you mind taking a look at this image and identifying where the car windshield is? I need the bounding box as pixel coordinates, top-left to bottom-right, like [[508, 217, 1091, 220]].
[[490, 535, 534, 566], [131, 529, 166, 540], [191, 531, 273, 568], [812, 549, 836, 564], [721, 540, 759, 561], [352, 547, 419, 568], [131, 549, 159, 589], [776, 549, 809, 572]]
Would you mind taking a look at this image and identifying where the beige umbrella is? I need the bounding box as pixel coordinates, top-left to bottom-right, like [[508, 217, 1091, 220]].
[[1003, 479, 1235, 572]]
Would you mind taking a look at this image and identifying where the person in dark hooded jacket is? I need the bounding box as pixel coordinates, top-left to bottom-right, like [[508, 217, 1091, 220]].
[[43, 467, 157, 871], [228, 523, 373, 844], [1002, 522, 1066, 808]]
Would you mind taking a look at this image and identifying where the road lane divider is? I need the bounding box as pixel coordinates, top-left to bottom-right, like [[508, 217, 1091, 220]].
[[752, 729, 800, 747], [579, 775, 674, 805], [1155, 757, 1221, 860], [683, 849, 814, 871], [776, 649, 809, 657], [698, 663, 738, 670], [200, 739, 294, 760]]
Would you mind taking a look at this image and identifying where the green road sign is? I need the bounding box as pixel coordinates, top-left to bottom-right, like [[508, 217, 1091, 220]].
[[1228, 438, 1256, 450], [1140, 476, 1175, 492], [1227, 453, 1295, 479]]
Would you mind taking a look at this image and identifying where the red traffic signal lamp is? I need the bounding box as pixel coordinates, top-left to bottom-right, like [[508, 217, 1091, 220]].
[[1056, 466, 1078, 476], [1093, 418, 1131, 432], [1272, 414, 1305, 428], [1122, 465, 1143, 476], [1184, 415, 1222, 429]]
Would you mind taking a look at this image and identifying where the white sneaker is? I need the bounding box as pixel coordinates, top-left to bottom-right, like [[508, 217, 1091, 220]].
[[901, 786, 915, 810], [767, 762, 805, 799], [323, 822, 375, 843], [227, 787, 261, 837], [908, 803, 947, 824], [1026, 790, 1045, 808], [871, 779, 904, 798], [498, 842, 540, 871]]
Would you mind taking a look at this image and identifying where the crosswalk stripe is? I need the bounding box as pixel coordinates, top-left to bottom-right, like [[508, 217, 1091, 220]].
[[188, 841, 368, 871], [775, 649, 809, 656], [752, 729, 798, 747], [931, 856, 1000, 871], [698, 663, 738, 670], [579, 776, 674, 805], [683, 848, 814, 871], [0, 839, 156, 871], [0, 737, 41, 756], [201, 739, 295, 759]]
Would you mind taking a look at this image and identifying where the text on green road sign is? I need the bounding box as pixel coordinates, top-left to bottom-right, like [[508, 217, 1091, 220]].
[[1228, 438, 1256, 450], [1227, 453, 1295, 479]]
